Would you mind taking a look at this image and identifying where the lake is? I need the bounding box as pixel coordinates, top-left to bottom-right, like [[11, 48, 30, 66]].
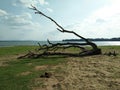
[[0, 41, 120, 47]]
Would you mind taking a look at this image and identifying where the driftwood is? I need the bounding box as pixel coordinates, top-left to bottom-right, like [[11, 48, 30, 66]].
[[104, 51, 118, 56], [18, 5, 101, 59]]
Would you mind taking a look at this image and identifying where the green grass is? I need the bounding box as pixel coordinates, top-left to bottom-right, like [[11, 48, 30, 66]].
[[0, 46, 67, 90], [0, 45, 119, 90], [0, 46, 37, 56], [0, 58, 65, 90]]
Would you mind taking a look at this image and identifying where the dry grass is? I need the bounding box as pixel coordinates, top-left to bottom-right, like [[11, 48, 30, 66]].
[[32, 47, 120, 90], [0, 55, 17, 67], [34, 65, 48, 71], [17, 71, 32, 76]]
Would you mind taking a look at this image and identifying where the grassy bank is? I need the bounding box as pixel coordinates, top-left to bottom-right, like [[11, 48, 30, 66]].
[[0, 46, 120, 90]]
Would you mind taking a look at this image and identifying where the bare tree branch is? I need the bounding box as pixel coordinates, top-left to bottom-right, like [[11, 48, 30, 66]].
[[17, 5, 102, 59]]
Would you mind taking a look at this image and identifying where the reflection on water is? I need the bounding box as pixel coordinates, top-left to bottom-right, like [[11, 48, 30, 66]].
[[94, 41, 120, 46], [0, 41, 120, 47]]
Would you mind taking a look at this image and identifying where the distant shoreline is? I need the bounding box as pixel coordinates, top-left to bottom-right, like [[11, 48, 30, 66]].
[[62, 37, 120, 42], [0, 37, 120, 42], [0, 41, 120, 47]]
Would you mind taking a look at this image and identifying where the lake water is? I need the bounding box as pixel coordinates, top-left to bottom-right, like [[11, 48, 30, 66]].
[[0, 41, 120, 47]]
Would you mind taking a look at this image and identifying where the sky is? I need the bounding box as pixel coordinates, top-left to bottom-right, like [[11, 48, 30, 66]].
[[0, 0, 120, 41]]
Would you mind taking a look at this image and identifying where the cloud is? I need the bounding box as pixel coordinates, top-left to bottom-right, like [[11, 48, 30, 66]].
[[95, 19, 106, 24], [1, 12, 33, 27], [0, 10, 46, 40], [64, 1, 120, 38], [39, 0, 49, 5], [46, 8, 53, 12], [13, 0, 37, 7], [0, 1, 53, 40], [0, 9, 8, 16], [13, 0, 49, 7]]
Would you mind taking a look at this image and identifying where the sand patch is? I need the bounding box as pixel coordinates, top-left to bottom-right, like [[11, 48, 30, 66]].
[[31, 55, 120, 90], [0, 55, 18, 67], [34, 65, 48, 71], [17, 71, 31, 76], [27, 63, 33, 66]]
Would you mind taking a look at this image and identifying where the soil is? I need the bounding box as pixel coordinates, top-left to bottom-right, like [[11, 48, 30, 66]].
[[32, 55, 120, 90]]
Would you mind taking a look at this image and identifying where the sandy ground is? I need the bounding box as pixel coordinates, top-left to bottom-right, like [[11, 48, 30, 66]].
[[32, 55, 120, 90], [0, 55, 17, 67]]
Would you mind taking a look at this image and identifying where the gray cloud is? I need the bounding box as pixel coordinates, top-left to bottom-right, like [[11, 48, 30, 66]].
[[12, 0, 53, 13], [0, 9, 8, 16], [96, 19, 106, 24], [0, 12, 33, 26], [13, 0, 49, 7], [13, 0, 37, 7]]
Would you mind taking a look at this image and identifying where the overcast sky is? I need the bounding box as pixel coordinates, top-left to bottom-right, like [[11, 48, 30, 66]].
[[0, 0, 120, 41]]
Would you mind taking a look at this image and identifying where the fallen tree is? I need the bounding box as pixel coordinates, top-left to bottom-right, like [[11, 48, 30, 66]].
[[18, 5, 101, 59]]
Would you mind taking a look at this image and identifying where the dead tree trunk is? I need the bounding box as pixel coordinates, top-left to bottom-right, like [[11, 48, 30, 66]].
[[18, 6, 101, 59]]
